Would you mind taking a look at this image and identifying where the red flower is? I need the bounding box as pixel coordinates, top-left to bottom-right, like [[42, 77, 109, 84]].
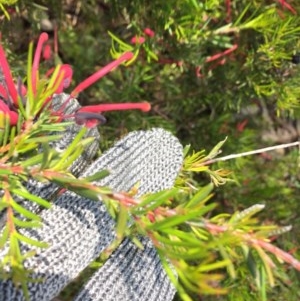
[[0, 44, 18, 105], [0, 100, 18, 127], [71, 52, 134, 97], [0, 32, 151, 129], [278, 0, 297, 15], [130, 36, 146, 45], [43, 43, 52, 61], [75, 102, 151, 128], [46, 64, 73, 94], [143, 28, 155, 37], [31, 32, 49, 95]]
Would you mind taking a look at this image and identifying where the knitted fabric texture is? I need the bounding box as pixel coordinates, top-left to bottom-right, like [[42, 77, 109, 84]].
[[0, 127, 183, 301], [74, 237, 176, 301]]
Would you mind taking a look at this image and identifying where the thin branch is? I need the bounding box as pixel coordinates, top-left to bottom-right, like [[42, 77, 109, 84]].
[[206, 141, 300, 164], [204, 220, 300, 271]]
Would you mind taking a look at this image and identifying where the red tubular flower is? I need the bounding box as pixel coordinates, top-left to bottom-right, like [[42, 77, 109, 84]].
[[32, 32, 49, 95], [78, 102, 151, 113], [0, 32, 151, 129], [205, 44, 238, 63], [75, 102, 151, 128], [71, 52, 134, 97], [196, 44, 238, 78], [0, 45, 18, 105]]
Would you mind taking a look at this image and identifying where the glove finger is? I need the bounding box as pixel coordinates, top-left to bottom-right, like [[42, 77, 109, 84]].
[[0, 128, 183, 301], [74, 128, 183, 301], [74, 237, 176, 301]]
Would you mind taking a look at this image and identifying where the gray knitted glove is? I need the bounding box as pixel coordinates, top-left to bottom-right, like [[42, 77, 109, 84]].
[[0, 125, 183, 300]]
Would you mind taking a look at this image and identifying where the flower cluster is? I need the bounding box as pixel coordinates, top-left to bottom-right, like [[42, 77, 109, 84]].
[[0, 32, 150, 129], [130, 27, 155, 45]]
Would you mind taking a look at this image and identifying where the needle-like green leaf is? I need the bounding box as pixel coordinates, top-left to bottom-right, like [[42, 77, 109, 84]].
[[10, 199, 41, 221], [12, 188, 51, 209], [14, 232, 48, 248]]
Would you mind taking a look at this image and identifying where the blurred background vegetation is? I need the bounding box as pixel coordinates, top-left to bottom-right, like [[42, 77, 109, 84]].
[[1, 0, 300, 300]]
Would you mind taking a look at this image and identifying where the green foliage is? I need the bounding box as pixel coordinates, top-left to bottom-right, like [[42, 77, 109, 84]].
[[1, 0, 300, 300], [0, 110, 97, 295], [0, 0, 18, 19]]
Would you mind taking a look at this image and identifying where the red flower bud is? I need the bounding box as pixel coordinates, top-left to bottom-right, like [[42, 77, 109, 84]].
[[43, 44, 52, 61], [143, 28, 155, 37], [0, 100, 18, 127], [130, 36, 146, 45]]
